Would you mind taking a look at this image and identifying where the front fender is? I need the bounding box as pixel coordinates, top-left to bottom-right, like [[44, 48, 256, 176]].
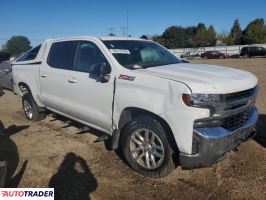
[[113, 72, 210, 154]]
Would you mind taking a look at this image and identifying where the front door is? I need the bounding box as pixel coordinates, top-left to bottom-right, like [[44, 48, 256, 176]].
[[63, 40, 114, 132]]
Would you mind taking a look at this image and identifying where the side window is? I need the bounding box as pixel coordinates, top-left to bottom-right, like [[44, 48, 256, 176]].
[[73, 41, 111, 73], [47, 41, 77, 70], [17, 45, 41, 61]]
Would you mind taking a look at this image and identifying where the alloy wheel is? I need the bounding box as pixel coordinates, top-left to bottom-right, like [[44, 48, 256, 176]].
[[129, 128, 165, 170]]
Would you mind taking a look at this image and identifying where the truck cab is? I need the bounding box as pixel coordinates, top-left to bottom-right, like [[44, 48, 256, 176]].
[[12, 36, 258, 178]]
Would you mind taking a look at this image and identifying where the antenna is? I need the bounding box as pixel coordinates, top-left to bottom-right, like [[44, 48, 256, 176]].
[[126, 9, 129, 37], [108, 27, 116, 36]]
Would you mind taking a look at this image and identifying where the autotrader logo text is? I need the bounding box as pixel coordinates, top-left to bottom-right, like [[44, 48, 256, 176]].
[[0, 188, 54, 200]]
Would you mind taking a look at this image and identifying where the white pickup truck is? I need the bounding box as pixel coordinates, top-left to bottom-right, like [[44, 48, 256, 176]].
[[12, 37, 258, 178]]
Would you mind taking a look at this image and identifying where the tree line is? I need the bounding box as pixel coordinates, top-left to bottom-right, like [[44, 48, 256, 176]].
[[1, 18, 266, 57], [153, 18, 266, 48], [1, 36, 32, 57]]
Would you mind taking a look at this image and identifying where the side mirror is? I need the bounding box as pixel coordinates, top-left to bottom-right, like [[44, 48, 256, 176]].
[[90, 63, 111, 83]]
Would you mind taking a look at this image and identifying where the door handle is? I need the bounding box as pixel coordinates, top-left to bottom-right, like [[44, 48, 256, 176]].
[[41, 74, 48, 78], [68, 78, 77, 83]]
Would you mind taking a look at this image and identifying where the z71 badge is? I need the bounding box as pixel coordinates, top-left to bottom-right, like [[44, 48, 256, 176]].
[[118, 74, 135, 81]]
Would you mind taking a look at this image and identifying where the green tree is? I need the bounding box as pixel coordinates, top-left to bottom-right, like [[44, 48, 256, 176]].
[[153, 23, 218, 48], [140, 35, 149, 40], [184, 26, 197, 47], [194, 23, 208, 47], [228, 19, 242, 45], [217, 31, 230, 45], [194, 23, 217, 47], [162, 26, 186, 48], [108, 33, 116, 36], [153, 35, 166, 46], [3, 36, 31, 57], [206, 25, 217, 46], [242, 18, 266, 44]]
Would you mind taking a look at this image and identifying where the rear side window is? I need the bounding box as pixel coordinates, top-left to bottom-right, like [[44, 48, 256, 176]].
[[47, 41, 77, 70], [17, 45, 41, 61]]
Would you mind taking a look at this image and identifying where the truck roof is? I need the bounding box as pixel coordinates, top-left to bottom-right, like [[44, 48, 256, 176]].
[[99, 36, 145, 41], [44, 36, 146, 44]]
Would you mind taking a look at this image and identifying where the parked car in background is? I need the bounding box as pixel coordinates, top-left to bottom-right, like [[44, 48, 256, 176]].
[[240, 46, 266, 58], [0, 52, 10, 63], [201, 51, 229, 59], [0, 61, 13, 90]]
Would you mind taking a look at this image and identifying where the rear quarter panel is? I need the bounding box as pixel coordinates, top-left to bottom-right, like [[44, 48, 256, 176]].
[[12, 64, 44, 107]]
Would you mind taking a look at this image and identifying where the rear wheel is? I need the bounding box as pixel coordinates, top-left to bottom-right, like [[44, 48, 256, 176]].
[[22, 93, 45, 122], [121, 115, 176, 178]]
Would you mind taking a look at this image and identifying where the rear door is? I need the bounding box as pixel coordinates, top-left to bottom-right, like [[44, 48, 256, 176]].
[[40, 41, 78, 113]]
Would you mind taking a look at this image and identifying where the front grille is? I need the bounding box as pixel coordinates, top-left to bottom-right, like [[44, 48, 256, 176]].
[[223, 109, 251, 131], [225, 87, 255, 102]]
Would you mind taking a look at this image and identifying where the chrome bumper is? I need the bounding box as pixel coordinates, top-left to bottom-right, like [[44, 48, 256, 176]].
[[179, 107, 258, 169]]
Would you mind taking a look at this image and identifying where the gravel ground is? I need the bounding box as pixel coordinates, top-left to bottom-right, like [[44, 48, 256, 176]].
[[0, 58, 265, 200]]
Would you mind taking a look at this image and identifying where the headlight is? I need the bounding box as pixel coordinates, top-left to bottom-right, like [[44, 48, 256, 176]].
[[182, 93, 222, 106]]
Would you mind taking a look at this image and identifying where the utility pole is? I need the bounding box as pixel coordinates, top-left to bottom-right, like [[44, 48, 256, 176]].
[[120, 27, 127, 36], [126, 9, 129, 37]]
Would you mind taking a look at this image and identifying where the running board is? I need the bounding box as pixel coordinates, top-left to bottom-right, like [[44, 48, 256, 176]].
[[79, 126, 90, 132], [93, 134, 109, 143]]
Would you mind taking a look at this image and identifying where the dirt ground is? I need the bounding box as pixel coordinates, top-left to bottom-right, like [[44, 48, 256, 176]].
[[0, 58, 266, 200]]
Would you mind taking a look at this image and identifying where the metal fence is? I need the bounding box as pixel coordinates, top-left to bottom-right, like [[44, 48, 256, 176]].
[[169, 43, 266, 57]]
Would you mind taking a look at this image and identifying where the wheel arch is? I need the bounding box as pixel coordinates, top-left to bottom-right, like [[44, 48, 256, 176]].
[[117, 107, 179, 154], [17, 82, 45, 108], [18, 82, 32, 95]]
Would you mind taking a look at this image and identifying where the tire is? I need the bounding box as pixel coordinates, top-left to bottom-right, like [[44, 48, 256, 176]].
[[244, 54, 250, 58], [121, 115, 175, 178], [22, 93, 45, 122]]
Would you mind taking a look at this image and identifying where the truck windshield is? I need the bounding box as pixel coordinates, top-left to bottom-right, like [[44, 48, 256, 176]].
[[103, 40, 181, 69]]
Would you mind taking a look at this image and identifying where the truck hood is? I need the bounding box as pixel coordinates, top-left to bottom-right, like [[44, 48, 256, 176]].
[[135, 63, 257, 94]]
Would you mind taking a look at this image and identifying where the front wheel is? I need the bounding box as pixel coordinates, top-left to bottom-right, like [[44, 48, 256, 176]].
[[244, 54, 250, 58], [22, 93, 45, 122], [121, 115, 176, 178]]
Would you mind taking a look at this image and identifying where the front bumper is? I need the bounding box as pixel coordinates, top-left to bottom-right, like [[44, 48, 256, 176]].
[[179, 107, 258, 169]]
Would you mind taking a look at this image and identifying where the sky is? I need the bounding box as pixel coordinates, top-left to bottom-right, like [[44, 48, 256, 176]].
[[1, 0, 266, 47]]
